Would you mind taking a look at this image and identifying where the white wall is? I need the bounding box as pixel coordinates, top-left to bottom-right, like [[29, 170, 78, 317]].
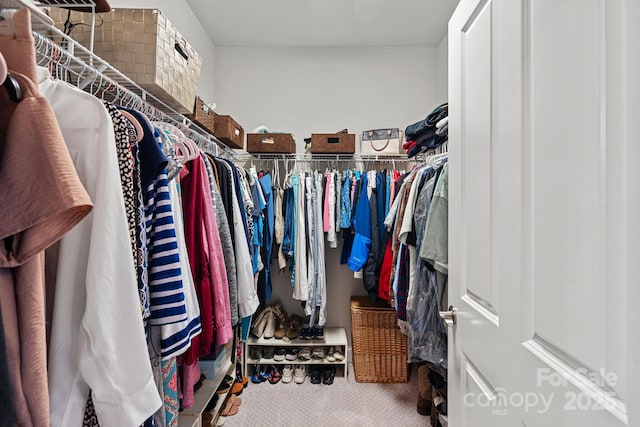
[[216, 46, 439, 342], [109, 0, 217, 102], [436, 34, 449, 103], [215, 46, 439, 150]]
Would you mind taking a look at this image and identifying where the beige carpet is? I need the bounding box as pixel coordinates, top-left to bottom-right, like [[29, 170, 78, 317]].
[[221, 364, 430, 427]]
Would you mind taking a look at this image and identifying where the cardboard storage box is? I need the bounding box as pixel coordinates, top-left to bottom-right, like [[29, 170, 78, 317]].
[[310, 133, 355, 154], [214, 114, 244, 149], [50, 8, 202, 114], [185, 96, 215, 136], [247, 133, 296, 154]]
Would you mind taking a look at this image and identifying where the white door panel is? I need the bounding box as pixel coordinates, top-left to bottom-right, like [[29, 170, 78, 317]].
[[448, 0, 638, 425]]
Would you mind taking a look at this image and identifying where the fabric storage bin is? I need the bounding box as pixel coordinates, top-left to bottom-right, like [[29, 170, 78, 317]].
[[185, 97, 215, 136], [49, 8, 202, 114], [350, 296, 408, 383], [214, 114, 244, 149], [247, 133, 296, 154], [310, 133, 355, 154]]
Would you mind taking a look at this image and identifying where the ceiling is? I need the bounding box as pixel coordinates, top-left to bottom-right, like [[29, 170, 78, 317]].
[[186, 0, 459, 47]]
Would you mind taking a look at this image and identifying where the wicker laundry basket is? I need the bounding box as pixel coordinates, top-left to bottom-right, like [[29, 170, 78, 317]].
[[350, 296, 408, 383]]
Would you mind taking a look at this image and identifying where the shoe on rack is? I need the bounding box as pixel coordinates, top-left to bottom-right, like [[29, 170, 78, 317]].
[[325, 346, 336, 362], [251, 307, 272, 338], [310, 366, 322, 384], [263, 311, 277, 339], [293, 365, 307, 384], [311, 347, 326, 360], [262, 347, 275, 359], [322, 366, 336, 385], [282, 364, 294, 384], [286, 314, 304, 340], [298, 347, 312, 361], [313, 326, 324, 340], [285, 348, 299, 361], [270, 303, 290, 340], [249, 348, 263, 361], [300, 326, 311, 340], [273, 348, 286, 362], [334, 346, 345, 362], [268, 366, 282, 384]]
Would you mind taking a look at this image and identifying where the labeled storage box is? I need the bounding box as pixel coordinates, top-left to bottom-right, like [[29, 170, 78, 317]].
[[247, 133, 296, 154], [350, 296, 408, 383], [50, 8, 202, 114], [310, 133, 355, 154], [185, 97, 215, 136], [214, 114, 244, 149]]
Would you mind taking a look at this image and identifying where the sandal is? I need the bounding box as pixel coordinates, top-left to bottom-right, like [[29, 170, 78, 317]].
[[220, 395, 239, 417], [268, 366, 282, 384]]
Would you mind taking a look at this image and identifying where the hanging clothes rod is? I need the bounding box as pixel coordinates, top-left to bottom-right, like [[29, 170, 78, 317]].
[[29, 28, 236, 159], [233, 153, 421, 162]]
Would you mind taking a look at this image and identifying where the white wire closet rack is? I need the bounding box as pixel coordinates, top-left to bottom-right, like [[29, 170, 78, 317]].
[[1, 0, 238, 158]]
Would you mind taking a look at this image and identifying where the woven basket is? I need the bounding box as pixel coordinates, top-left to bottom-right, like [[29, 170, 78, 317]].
[[49, 8, 202, 114], [350, 296, 408, 383]]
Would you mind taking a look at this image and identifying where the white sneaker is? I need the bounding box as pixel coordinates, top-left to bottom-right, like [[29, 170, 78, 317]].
[[334, 346, 345, 362], [325, 346, 336, 362], [282, 364, 294, 383], [293, 365, 307, 384]]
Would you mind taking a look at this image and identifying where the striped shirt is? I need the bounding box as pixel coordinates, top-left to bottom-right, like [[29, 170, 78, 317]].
[[145, 171, 188, 325]]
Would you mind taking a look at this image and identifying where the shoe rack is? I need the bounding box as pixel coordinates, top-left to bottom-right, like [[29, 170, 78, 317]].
[[244, 327, 348, 381]]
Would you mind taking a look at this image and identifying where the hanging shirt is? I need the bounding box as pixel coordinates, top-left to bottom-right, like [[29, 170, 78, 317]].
[[0, 69, 92, 427], [39, 75, 160, 426], [348, 173, 371, 272]]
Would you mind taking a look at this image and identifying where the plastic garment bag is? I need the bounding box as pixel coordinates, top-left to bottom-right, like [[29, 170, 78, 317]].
[[406, 259, 448, 370]]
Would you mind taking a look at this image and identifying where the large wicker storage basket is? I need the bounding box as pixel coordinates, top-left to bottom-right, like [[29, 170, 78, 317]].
[[350, 296, 408, 383]]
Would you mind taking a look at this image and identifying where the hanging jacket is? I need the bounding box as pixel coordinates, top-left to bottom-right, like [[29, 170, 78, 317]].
[[348, 173, 371, 272], [363, 172, 380, 302]]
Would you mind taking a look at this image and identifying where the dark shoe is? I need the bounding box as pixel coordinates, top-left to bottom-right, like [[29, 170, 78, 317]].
[[310, 366, 322, 384], [273, 348, 286, 362], [216, 381, 231, 395], [322, 366, 336, 385], [313, 326, 324, 340], [262, 347, 274, 359], [300, 326, 311, 340], [285, 348, 299, 361], [249, 348, 262, 361]]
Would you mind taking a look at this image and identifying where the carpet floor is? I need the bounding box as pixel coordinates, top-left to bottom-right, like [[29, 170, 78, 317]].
[[221, 364, 430, 427]]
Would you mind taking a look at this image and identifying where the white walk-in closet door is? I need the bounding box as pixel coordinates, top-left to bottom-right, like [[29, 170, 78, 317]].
[[447, 0, 640, 425]]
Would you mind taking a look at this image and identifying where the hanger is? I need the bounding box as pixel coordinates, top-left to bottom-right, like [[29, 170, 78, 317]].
[[119, 110, 144, 143]]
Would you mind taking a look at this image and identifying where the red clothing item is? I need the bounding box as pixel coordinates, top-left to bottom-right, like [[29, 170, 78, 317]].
[[378, 238, 394, 301], [179, 159, 214, 363]]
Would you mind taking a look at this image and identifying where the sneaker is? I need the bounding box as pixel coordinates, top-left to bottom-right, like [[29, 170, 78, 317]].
[[325, 346, 336, 362], [282, 364, 294, 383], [311, 347, 326, 359], [334, 346, 345, 361], [273, 348, 286, 362], [322, 366, 336, 385], [285, 348, 299, 361], [300, 326, 311, 340], [298, 347, 312, 361], [313, 326, 324, 340], [310, 366, 322, 384], [262, 347, 274, 359], [293, 365, 307, 384]]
